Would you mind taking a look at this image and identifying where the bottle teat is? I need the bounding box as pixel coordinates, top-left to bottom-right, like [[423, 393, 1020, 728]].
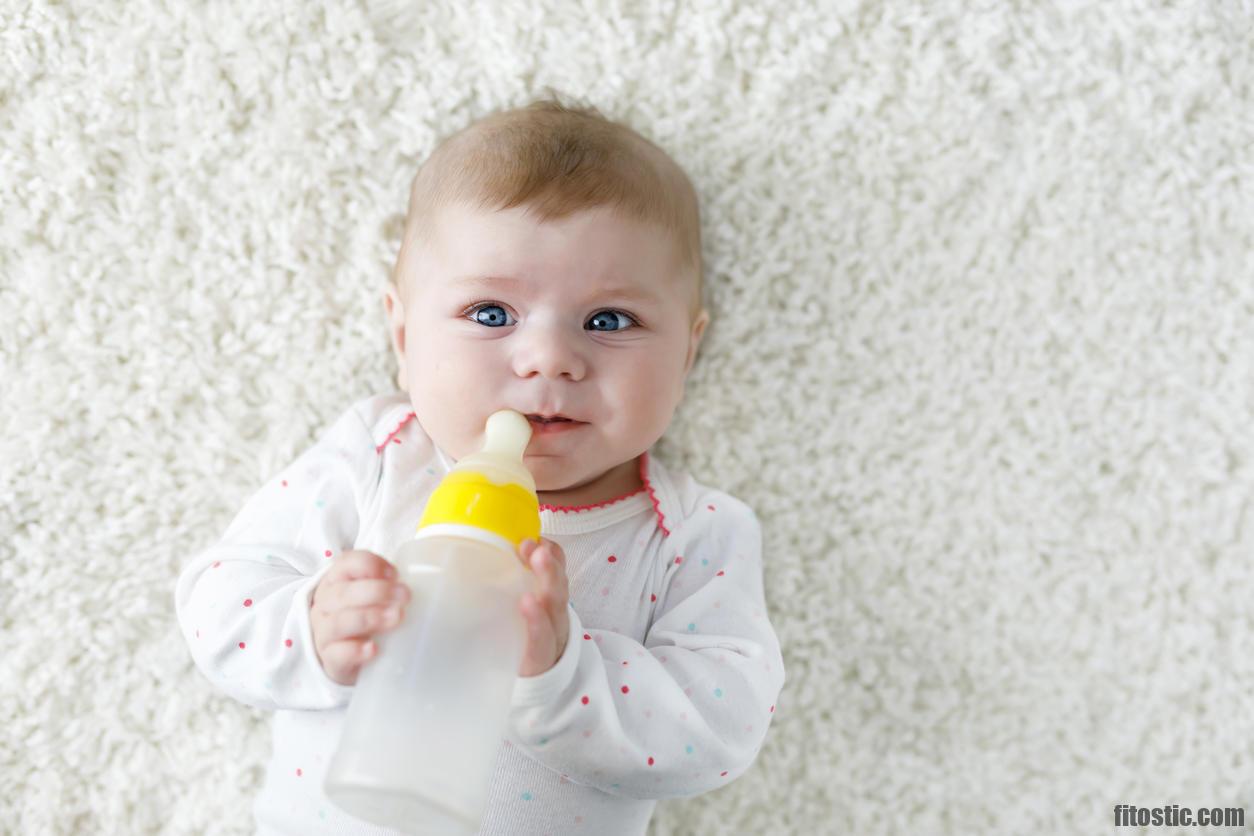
[[449, 410, 536, 493]]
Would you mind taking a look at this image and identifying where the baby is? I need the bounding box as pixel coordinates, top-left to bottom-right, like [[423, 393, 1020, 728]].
[[175, 97, 785, 835]]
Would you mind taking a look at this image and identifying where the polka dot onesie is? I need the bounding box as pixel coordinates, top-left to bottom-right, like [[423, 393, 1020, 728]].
[[174, 391, 785, 835]]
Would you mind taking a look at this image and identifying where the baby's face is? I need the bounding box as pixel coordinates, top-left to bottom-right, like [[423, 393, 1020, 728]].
[[385, 202, 707, 501]]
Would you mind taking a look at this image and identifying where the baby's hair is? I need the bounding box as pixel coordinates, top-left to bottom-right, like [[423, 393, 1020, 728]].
[[393, 91, 703, 317]]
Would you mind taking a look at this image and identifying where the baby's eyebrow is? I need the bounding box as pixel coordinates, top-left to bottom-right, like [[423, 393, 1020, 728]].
[[452, 274, 661, 304]]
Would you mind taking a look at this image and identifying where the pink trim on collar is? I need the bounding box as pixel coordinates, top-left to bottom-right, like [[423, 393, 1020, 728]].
[[376, 411, 418, 455], [541, 452, 671, 537]]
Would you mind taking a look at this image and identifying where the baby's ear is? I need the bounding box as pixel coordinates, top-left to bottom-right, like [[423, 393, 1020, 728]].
[[383, 283, 408, 390], [684, 308, 710, 377]]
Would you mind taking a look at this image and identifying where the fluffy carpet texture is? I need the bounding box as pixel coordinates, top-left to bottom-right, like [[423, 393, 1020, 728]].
[[3, 0, 1253, 833]]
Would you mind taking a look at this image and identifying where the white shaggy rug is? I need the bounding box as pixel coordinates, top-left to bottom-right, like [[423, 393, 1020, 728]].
[[4, 0, 1254, 833]]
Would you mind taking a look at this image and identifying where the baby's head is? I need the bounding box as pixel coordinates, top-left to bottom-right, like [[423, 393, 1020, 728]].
[[384, 97, 709, 504]]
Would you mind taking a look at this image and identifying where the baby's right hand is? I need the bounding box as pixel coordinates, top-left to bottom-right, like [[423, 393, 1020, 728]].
[[310, 550, 411, 686]]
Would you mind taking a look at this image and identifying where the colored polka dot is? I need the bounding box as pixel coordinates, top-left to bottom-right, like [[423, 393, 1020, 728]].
[[318, 810, 326, 820], [324, 550, 332, 557], [714, 688, 723, 698], [315, 500, 325, 508], [243, 599, 252, 607], [581, 695, 589, 705], [296, 768, 302, 776], [660, 656, 668, 663], [622, 661, 628, 666], [607, 555, 617, 563], [238, 642, 246, 649], [575, 816, 583, 824], [285, 639, 293, 647], [212, 561, 221, 569], [392, 437, 401, 445], [716, 570, 725, 576], [621, 685, 630, 694], [601, 587, 610, 596], [582, 730, 592, 738], [647, 757, 654, 766], [674, 556, 683, 564], [282, 480, 288, 487], [650, 593, 656, 602], [686, 745, 694, 754], [195, 629, 199, 638], [539, 738, 548, 746], [770, 705, 775, 713], [583, 633, 591, 640], [720, 771, 728, 777], [702, 558, 709, 566], [707, 504, 715, 511], [426, 468, 435, 474], [687, 623, 696, 631]]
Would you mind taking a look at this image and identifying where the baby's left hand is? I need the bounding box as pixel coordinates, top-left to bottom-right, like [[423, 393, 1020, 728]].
[[516, 538, 571, 678]]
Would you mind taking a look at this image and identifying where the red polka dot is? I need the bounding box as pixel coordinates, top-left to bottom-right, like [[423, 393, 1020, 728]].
[[238, 642, 246, 649], [243, 599, 252, 607], [195, 629, 199, 638], [282, 480, 288, 487], [324, 550, 332, 557], [769, 705, 775, 712], [621, 685, 630, 694], [212, 561, 221, 569], [285, 639, 293, 648], [650, 593, 656, 602], [708, 504, 715, 511], [581, 696, 589, 705], [392, 437, 401, 444], [647, 757, 654, 766], [607, 555, 617, 563], [621, 661, 628, 666], [716, 571, 725, 577], [296, 768, 302, 777], [720, 771, 728, 777], [583, 633, 591, 640], [674, 556, 683, 564]]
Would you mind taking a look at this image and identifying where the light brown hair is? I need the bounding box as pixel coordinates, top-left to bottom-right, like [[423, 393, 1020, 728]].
[[392, 93, 703, 318]]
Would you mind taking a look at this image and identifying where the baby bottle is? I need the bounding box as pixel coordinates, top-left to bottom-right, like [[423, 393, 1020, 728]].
[[324, 409, 541, 835]]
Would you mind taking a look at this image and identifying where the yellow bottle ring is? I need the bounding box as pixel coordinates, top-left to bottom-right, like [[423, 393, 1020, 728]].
[[417, 470, 540, 549]]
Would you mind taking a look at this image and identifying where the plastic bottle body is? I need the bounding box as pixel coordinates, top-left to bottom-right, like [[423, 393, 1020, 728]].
[[324, 527, 535, 834]]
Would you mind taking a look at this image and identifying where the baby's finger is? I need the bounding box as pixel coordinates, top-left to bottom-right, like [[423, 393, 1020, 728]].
[[338, 578, 410, 609], [319, 637, 376, 683], [331, 550, 398, 582], [328, 604, 403, 643]]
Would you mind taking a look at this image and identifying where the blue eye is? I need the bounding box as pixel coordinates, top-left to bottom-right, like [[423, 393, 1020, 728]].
[[468, 303, 515, 327], [587, 310, 637, 332]]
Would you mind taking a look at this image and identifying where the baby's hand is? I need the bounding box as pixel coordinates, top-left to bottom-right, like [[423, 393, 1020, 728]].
[[516, 538, 571, 678], [310, 550, 410, 686]]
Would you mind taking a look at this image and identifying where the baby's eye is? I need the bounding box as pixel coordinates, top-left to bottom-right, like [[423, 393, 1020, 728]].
[[586, 309, 638, 332], [468, 303, 515, 328]]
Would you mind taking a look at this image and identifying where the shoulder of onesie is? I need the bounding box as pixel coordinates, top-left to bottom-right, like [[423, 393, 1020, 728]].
[[345, 391, 431, 454], [653, 458, 760, 543]]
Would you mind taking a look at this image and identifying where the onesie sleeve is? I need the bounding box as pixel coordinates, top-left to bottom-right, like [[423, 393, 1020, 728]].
[[173, 401, 382, 712], [503, 497, 786, 800]]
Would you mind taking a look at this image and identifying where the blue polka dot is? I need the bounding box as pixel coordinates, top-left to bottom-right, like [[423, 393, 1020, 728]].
[[318, 809, 327, 820], [713, 688, 723, 698], [539, 737, 548, 746], [315, 499, 325, 508], [426, 468, 435, 475], [685, 744, 694, 754], [521, 791, 533, 801], [687, 623, 696, 632], [702, 558, 709, 566]]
